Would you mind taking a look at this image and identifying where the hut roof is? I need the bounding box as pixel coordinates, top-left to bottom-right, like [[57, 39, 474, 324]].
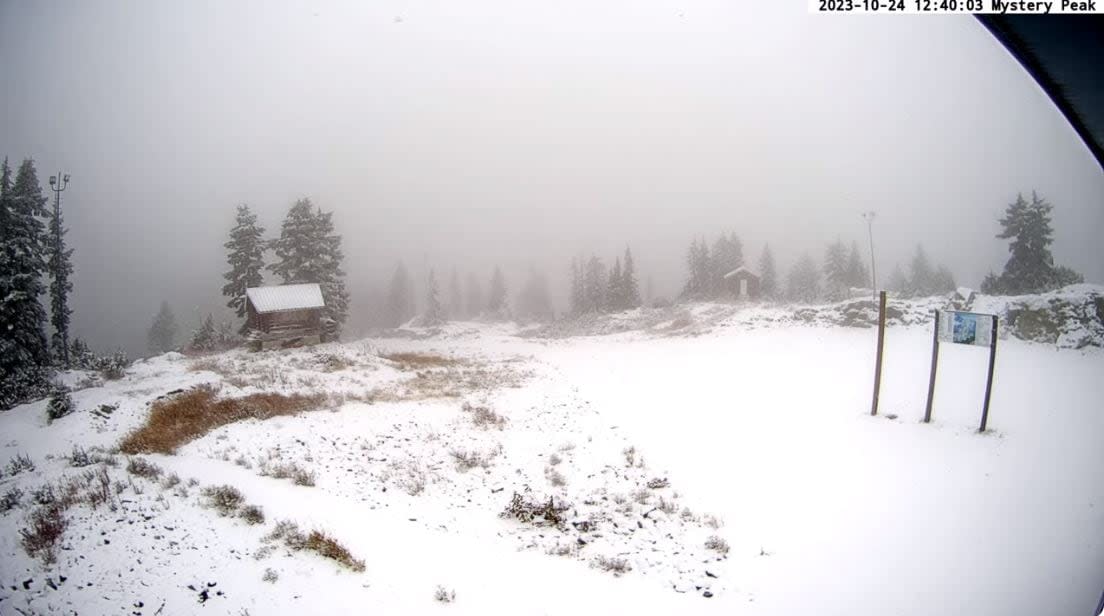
[[723, 266, 757, 280], [246, 284, 325, 314]]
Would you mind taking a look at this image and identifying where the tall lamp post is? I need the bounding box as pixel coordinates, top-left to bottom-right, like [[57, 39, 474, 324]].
[[48, 172, 71, 367], [861, 210, 877, 301]]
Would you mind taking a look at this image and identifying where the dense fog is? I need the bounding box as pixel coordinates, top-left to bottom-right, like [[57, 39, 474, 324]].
[[2, 0, 1101, 355]]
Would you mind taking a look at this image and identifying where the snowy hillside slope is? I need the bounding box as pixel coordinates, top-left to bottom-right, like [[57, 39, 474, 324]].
[[1, 300, 1103, 615]]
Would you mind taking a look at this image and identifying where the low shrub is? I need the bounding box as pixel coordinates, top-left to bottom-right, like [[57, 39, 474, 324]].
[[1, 487, 24, 513], [434, 586, 456, 603], [265, 520, 365, 572], [240, 504, 265, 525], [46, 391, 74, 424], [203, 485, 245, 516], [592, 555, 632, 576], [6, 453, 35, 476], [68, 446, 93, 468], [500, 492, 569, 528], [704, 535, 729, 554], [126, 457, 163, 479], [20, 502, 67, 564]]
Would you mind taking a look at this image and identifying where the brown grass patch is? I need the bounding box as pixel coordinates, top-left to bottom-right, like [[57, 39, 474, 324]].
[[119, 385, 325, 454], [265, 520, 365, 572], [380, 352, 463, 369]]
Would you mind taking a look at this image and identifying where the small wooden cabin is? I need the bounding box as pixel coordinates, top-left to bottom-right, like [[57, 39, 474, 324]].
[[722, 266, 760, 300], [245, 283, 325, 351]]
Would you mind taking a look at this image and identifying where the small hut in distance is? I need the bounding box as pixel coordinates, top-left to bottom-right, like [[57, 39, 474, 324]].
[[245, 283, 325, 351], [722, 266, 760, 300]]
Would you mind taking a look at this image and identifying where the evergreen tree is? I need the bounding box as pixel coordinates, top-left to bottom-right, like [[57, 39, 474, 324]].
[[189, 314, 217, 352], [933, 265, 956, 294], [823, 239, 850, 300], [786, 253, 820, 303], [846, 241, 869, 290], [45, 179, 74, 367], [385, 262, 415, 328], [583, 256, 607, 313], [465, 272, 484, 318], [568, 258, 585, 316], [269, 199, 348, 338], [147, 301, 178, 353], [486, 267, 508, 318], [759, 244, 778, 300], [622, 246, 641, 309], [887, 263, 909, 294], [607, 258, 624, 311], [1, 158, 51, 406], [907, 244, 935, 297], [312, 208, 350, 338], [517, 267, 554, 322], [993, 191, 1081, 293], [682, 238, 712, 299], [448, 268, 464, 320], [420, 269, 445, 326], [221, 204, 265, 334]]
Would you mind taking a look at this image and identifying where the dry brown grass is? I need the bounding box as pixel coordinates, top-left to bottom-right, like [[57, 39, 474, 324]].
[[380, 352, 464, 369], [265, 520, 365, 572], [119, 385, 325, 454]]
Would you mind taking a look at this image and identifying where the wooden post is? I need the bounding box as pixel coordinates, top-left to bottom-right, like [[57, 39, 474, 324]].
[[978, 315, 998, 432], [923, 310, 940, 423], [870, 291, 886, 416]]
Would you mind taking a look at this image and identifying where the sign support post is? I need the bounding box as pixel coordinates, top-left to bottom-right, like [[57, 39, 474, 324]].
[[870, 291, 886, 416], [923, 310, 940, 423], [978, 316, 999, 433]]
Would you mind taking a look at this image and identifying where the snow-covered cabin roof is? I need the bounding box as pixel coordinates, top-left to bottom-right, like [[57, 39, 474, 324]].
[[723, 266, 757, 280], [246, 284, 325, 314]]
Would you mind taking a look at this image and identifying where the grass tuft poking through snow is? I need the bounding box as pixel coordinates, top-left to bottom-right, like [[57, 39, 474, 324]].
[[264, 520, 365, 572], [380, 352, 464, 369], [118, 384, 325, 454], [434, 585, 456, 603]]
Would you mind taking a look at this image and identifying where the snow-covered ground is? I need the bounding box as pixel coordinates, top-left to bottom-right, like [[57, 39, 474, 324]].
[[2, 300, 1103, 615]]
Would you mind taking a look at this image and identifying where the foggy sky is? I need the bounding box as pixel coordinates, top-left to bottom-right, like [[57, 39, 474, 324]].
[[2, 0, 1102, 355]]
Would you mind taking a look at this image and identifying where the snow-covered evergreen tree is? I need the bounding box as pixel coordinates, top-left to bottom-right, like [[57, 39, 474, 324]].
[[517, 267, 554, 322], [448, 268, 464, 320], [420, 269, 445, 326], [312, 208, 349, 339], [0, 158, 51, 407], [823, 239, 849, 300], [221, 204, 265, 334], [622, 246, 641, 309], [933, 265, 956, 295], [786, 253, 820, 303], [583, 256, 606, 313], [759, 244, 778, 300], [569, 258, 585, 316], [385, 262, 415, 328], [147, 301, 178, 354], [907, 244, 935, 297], [991, 191, 1081, 293], [269, 199, 348, 339], [189, 314, 217, 352], [682, 238, 712, 300], [845, 241, 869, 290], [465, 272, 484, 319], [886, 263, 908, 294], [45, 180, 74, 367], [486, 267, 508, 319], [607, 257, 624, 311]]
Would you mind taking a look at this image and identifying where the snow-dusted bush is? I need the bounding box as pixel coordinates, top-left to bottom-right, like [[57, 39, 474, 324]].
[[1, 487, 24, 513], [20, 502, 67, 564], [96, 350, 130, 380], [592, 555, 632, 576], [704, 535, 730, 554], [0, 365, 52, 411], [6, 453, 35, 476], [203, 485, 245, 516], [434, 586, 456, 603], [239, 504, 265, 525], [126, 457, 163, 480], [45, 390, 74, 423], [68, 446, 93, 467]]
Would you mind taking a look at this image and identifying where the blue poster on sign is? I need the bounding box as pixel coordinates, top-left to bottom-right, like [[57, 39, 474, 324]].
[[953, 312, 977, 345]]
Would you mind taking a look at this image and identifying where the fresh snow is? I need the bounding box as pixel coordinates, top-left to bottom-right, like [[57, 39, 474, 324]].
[[1, 299, 1103, 615]]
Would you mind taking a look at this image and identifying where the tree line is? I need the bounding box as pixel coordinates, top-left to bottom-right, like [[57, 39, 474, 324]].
[[0, 158, 81, 408]]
